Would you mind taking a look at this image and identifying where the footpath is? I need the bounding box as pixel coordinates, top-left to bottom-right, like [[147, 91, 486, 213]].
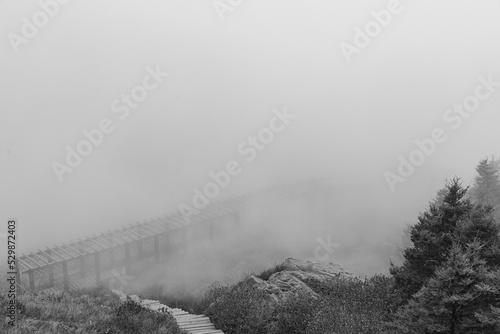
[[112, 289, 224, 334]]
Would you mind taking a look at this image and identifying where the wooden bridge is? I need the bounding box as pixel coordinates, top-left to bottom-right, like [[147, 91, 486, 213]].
[[14, 178, 331, 292]]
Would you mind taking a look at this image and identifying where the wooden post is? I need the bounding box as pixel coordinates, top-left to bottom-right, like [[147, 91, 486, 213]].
[[124, 243, 131, 274], [154, 235, 160, 262], [15, 261, 22, 293], [79, 256, 85, 278], [46, 250, 54, 287], [28, 271, 35, 291], [94, 253, 101, 286], [62, 262, 69, 291]]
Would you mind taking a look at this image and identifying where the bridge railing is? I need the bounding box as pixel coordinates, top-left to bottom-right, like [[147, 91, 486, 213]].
[[16, 178, 330, 292]]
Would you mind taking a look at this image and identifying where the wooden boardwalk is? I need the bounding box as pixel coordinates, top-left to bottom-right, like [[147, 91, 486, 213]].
[[112, 289, 224, 334], [41, 257, 224, 333], [21, 179, 331, 334], [41, 256, 155, 294], [16, 179, 330, 292]]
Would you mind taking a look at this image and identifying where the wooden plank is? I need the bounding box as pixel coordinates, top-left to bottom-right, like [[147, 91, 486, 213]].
[[18, 257, 35, 271], [110, 290, 225, 334], [65, 242, 87, 256]]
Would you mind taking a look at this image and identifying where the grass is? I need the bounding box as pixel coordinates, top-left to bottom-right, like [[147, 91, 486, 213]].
[[0, 264, 397, 334], [0, 286, 187, 334]]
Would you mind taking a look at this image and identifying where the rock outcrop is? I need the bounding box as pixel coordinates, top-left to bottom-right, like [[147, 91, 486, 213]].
[[239, 257, 354, 302]]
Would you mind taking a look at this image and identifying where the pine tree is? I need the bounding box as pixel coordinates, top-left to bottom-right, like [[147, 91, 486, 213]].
[[469, 157, 500, 210], [388, 241, 500, 334], [393, 223, 413, 265], [390, 178, 500, 304], [431, 184, 448, 207]]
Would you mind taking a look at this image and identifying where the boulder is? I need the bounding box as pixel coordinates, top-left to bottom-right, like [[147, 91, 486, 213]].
[[206, 258, 354, 323], [240, 258, 354, 301], [280, 258, 355, 281], [239, 275, 283, 303]]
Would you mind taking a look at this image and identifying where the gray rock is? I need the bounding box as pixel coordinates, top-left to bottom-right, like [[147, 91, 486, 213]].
[[241, 258, 354, 301]]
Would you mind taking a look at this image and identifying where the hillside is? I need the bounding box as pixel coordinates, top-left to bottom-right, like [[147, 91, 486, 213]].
[[0, 286, 186, 334]]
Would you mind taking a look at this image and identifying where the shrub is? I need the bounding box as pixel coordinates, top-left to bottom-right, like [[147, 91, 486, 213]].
[[270, 291, 318, 334], [206, 282, 275, 334], [305, 275, 395, 334], [0, 286, 186, 334], [110, 297, 182, 334]]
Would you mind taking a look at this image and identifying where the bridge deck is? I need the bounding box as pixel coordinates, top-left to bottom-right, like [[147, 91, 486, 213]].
[[27, 179, 330, 333], [41, 256, 155, 294], [17, 178, 330, 292]]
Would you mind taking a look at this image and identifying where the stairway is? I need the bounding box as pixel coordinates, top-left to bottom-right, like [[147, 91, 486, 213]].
[[112, 289, 224, 334]]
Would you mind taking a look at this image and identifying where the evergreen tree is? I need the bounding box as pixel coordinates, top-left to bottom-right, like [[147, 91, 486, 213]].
[[388, 241, 500, 334], [390, 178, 500, 304], [431, 183, 448, 207], [393, 223, 413, 265], [469, 157, 500, 210]]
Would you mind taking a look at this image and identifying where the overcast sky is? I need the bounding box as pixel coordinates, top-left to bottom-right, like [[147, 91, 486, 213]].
[[1, 0, 499, 257]]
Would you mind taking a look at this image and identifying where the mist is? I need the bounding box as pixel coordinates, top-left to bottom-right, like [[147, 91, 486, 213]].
[[1, 0, 500, 285]]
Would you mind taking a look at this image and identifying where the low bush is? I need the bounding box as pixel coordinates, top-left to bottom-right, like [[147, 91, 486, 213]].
[[305, 275, 395, 334], [269, 291, 318, 334], [206, 282, 275, 334], [111, 297, 182, 334], [0, 286, 186, 334]]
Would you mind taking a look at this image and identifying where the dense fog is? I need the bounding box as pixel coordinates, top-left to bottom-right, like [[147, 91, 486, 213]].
[[1, 0, 499, 281]]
